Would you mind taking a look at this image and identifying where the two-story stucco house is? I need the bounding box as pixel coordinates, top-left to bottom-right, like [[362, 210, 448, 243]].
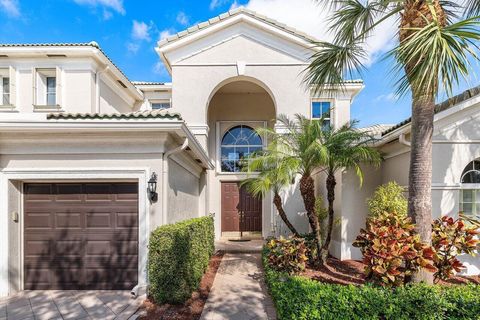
[[0, 8, 479, 296]]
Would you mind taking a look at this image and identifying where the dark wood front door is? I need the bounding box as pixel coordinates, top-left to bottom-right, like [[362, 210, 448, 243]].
[[23, 182, 138, 290], [221, 182, 262, 232]]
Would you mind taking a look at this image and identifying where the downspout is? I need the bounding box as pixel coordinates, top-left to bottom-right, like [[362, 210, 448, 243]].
[[162, 138, 189, 225], [95, 66, 109, 113], [399, 132, 411, 147]]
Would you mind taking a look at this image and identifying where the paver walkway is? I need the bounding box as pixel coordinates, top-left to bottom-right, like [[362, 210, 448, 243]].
[[200, 253, 277, 320], [0, 290, 143, 320]]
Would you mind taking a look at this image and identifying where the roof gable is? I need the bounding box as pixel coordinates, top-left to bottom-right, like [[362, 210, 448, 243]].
[[156, 8, 317, 72]]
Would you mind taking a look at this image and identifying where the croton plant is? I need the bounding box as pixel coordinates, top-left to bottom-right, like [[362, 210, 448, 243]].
[[266, 236, 309, 275], [432, 216, 479, 281], [353, 212, 437, 286]]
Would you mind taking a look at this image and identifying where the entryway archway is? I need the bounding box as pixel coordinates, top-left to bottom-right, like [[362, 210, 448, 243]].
[[206, 77, 276, 239]]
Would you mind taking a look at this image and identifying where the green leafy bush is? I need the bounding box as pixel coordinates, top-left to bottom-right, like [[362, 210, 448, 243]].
[[367, 182, 407, 217], [148, 216, 214, 304], [262, 249, 480, 320], [266, 236, 308, 274], [353, 212, 436, 286], [432, 216, 479, 281]]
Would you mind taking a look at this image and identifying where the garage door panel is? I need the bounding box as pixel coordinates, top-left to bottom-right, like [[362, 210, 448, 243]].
[[24, 182, 138, 290], [25, 213, 52, 229], [85, 212, 112, 228], [55, 212, 82, 228]]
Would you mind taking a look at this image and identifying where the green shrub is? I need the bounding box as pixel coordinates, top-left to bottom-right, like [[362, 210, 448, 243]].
[[367, 182, 407, 217], [148, 216, 214, 304], [266, 236, 308, 274], [262, 248, 480, 320]]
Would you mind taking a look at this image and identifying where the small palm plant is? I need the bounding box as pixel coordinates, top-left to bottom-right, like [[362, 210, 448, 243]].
[[255, 114, 329, 259], [317, 121, 382, 265], [241, 144, 299, 235], [306, 0, 480, 282]]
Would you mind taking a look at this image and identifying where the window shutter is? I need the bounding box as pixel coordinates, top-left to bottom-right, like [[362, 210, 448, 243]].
[[32, 67, 36, 105], [56, 66, 62, 107], [9, 66, 16, 106]]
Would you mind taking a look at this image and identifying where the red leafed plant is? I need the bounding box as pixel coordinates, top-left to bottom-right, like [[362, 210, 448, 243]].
[[432, 216, 479, 281], [353, 212, 436, 286], [266, 236, 309, 275]]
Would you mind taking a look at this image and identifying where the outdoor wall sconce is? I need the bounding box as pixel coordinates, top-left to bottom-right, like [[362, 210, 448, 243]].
[[148, 172, 158, 202]]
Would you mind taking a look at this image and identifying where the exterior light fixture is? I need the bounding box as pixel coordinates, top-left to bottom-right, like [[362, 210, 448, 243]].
[[148, 172, 158, 202]]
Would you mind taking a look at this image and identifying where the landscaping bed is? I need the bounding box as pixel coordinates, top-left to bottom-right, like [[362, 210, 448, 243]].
[[263, 251, 480, 320], [140, 251, 224, 320], [302, 256, 480, 286]]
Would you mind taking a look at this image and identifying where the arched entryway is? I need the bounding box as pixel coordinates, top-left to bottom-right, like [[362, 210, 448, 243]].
[[206, 78, 276, 239]]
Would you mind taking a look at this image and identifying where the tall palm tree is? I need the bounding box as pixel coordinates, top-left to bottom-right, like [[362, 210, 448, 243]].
[[241, 145, 299, 235], [306, 0, 480, 282], [317, 121, 382, 265], [257, 114, 329, 260]]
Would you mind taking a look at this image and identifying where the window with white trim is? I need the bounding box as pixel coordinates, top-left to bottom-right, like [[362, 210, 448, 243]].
[[220, 125, 263, 173], [311, 100, 331, 129], [460, 160, 480, 217], [151, 101, 170, 110], [35, 68, 57, 106], [0, 69, 10, 105]]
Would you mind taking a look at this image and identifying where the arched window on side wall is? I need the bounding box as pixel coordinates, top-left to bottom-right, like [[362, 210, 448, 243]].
[[460, 160, 480, 217], [221, 125, 263, 173]]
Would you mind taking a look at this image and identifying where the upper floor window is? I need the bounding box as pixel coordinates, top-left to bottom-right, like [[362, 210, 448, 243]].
[[311, 100, 331, 129], [221, 125, 263, 173], [151, 101, 171, 110], [460, 160, 480, 217], [35, 68, 57, 106], [0, 69, 9, 105]]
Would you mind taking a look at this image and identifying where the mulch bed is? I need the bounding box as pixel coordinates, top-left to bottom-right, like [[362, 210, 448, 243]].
[[302, 257, 480, 286], [139, 251, 224, 320]]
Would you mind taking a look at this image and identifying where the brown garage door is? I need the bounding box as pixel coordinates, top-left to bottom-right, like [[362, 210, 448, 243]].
[[24, 182, 138, 290]]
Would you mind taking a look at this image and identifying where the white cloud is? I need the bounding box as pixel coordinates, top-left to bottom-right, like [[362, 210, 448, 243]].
[[242, 0, 397, 65], [73, 0, 125, 15], [159, 29, 175, 41], [210, 0, 229, 10], [176, 11, 189, 26], [153, 61, 169, 78], [126, 42, 140, 54], [375, 93, 397, 102], [0, 0, 20, 18], [131, 20, 151, 41], [229, 1, 241, 10]]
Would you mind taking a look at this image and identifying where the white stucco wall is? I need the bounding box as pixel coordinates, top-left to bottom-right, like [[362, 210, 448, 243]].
[[167, 158, 201, 223]]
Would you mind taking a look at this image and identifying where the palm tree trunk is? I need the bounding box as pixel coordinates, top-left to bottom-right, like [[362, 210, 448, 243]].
[[273, 192, 299, 236], [400, 0, 445, 285], [299, 174, 322, 263], [407, 89, 435, 284], [319, 171, 336, 266]]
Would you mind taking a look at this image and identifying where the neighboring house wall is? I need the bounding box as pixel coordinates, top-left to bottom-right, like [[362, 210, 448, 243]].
[[167, 158, 201, 223]]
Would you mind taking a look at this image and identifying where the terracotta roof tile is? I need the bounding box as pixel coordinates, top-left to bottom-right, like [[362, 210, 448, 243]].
[[47, 110, 182, 120]]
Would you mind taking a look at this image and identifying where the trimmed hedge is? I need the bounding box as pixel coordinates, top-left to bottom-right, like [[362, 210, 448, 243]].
[[263, 249, 480, 320], [148, 216, 215, 304]]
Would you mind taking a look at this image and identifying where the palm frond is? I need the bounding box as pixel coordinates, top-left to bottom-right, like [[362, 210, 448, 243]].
[[463, 0, 480, 17], [391, 16, 480, 97], [305, 41, 367, 95]]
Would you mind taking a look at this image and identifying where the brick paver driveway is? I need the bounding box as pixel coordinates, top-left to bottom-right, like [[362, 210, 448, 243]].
[[0, 290, 143, 320]]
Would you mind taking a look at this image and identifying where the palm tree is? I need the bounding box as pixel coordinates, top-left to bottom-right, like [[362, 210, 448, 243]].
[[256, 114, 329, 260], [317, 121, 382, 265], [241, 145, 299, 235], [306, 0, 480, 283]]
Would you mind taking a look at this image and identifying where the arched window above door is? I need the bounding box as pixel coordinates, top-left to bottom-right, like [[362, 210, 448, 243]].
[[460, 160, 480, 217], [220, 125, 263, 173]]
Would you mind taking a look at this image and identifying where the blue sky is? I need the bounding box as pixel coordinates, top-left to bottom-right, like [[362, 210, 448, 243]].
[[0, 0, 478, 127]]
